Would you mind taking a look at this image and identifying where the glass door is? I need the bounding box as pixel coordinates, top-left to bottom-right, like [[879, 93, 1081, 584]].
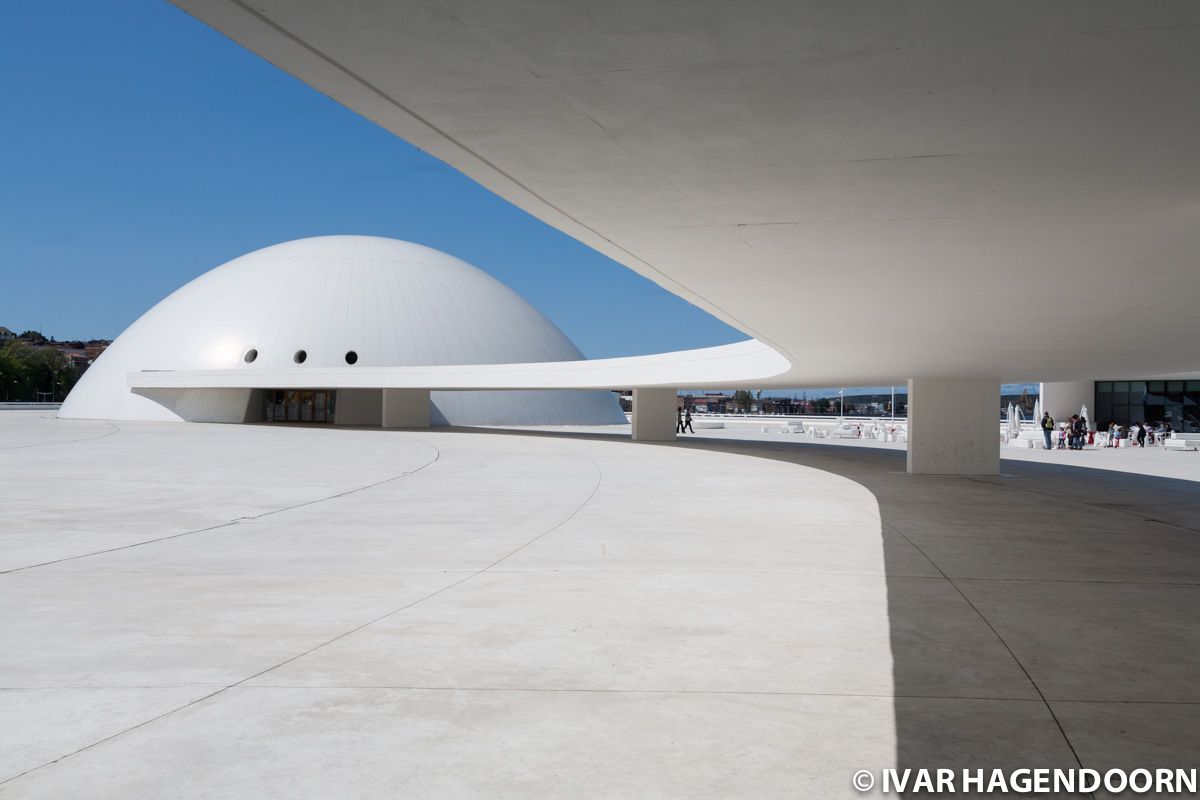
[[264, 390, 335, 423]]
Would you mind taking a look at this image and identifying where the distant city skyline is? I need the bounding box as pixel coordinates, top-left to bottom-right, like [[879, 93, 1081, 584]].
[[680, 384, 1040, 399]]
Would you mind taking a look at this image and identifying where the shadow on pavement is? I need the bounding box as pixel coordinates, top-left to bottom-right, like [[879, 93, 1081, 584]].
[[443, 427, 1200, 798]]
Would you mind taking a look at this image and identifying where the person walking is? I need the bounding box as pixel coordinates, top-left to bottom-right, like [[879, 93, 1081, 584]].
[[1136, 422, 1147, 447], [683, 408, 695, 434], [1072, 415, 1087, 450], [676, 407, 685, 434], [1041, 412, 1055, 450]]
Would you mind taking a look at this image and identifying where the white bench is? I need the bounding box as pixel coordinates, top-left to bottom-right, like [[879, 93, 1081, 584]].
[[1164, 433, 1200, 451]]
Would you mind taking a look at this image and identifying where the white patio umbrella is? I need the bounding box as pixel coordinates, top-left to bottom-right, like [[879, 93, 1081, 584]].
[[1006, 403, 1020, 441]]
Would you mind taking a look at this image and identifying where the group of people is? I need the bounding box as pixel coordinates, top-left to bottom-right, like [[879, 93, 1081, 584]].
[[1040, 412, 1172, 450], [1101, 420, 1171, 448], [1040, 413, 1090, 450], [676, 407, 694, 434]]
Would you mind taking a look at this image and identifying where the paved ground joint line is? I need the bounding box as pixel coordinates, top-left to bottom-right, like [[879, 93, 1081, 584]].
[[236, 685, 1055, 701], [0, 440, 601, 787], [0, 420, 121, 451], [880, 516, 1095, 799], [680, 435, 1098, 794], [0, 442, 442, 576], [966, 475, 1200, 535]]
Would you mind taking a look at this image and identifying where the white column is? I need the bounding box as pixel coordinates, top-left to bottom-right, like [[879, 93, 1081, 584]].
[[1041, 381, 1095, 429], [907, 377, 999, 476], [632, 388, 677, 442], [382, 388, 430, 428]]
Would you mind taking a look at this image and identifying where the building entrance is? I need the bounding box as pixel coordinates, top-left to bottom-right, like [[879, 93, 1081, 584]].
[[266, 389, 336, 423]]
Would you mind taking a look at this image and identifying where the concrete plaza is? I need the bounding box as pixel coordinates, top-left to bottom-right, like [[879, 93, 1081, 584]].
[[2, 410, 1199, 797]]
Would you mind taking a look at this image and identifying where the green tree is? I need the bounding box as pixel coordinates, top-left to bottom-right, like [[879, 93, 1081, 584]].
[[732, 389, 754, 412], [0, 341, 80, 401], [0, 343, 30, 400]]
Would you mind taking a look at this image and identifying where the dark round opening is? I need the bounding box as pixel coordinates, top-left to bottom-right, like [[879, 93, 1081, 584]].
[[243, 348, 258, 364], [293, 350, 307, 364], [344, 351, 358, 365]]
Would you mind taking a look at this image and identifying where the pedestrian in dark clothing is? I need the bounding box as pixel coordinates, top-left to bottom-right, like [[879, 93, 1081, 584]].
[[1136, 423, 1147, 447], [1071, 415, 1087, 450], [683, 408, 694, 434], [676, 407, 684, 434], [1041, 412, 1054, 450]]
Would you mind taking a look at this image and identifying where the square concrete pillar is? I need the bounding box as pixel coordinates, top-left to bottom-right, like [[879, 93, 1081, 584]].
[[382, 388, 430, 428], [632, 388, 677, 442], [907, 377, 999, 475], [335, 389, 383, 426]]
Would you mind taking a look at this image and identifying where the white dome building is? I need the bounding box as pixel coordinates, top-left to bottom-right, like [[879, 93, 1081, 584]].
[[60, 236, 626, 426]]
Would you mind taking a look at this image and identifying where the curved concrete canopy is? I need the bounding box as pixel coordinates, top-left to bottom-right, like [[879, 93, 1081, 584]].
[[173, 0, 1200, 385]]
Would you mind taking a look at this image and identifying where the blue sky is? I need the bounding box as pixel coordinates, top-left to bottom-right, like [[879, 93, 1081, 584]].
[[0, 0, 743, 358]]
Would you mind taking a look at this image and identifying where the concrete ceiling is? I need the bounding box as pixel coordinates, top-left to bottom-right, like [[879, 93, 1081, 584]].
[[172, 0, 1200, 385]]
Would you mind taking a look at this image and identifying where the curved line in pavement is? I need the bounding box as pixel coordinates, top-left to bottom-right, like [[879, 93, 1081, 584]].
[[0, 420, 122, 451], [0, 437, 603, 787], [0, 440, 442, 576], [237, 441, 604, 684]]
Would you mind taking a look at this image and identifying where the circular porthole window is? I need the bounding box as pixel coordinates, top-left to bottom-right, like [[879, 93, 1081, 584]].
[[293, 350, 307, 364], [345, 351, 358, 365], [243, 348, 258, 364]]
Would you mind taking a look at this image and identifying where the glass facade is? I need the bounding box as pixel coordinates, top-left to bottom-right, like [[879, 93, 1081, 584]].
[[265, 389, 336, 423], [1095, 380, 1200, 432]]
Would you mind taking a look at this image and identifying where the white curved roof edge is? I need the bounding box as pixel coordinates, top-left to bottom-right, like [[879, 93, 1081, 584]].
[[166, 2, 1200, 385], [128, 339, 789, 392]]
